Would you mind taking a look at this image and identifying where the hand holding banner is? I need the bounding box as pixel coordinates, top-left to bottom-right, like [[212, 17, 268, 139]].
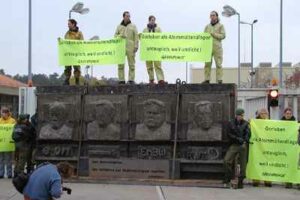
[[246, 119, 300, 183], [140, 32, 212, 62], [58, 38, 126, 66], [0, 124, 15, 152]]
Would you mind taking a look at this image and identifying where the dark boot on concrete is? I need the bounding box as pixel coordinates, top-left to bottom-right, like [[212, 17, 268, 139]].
[[149, 80, 155, 85], [63, 79, 70, 85], [158, 80, 165, 86], [128, 81, 135, 85], [237, 178, 244, 189]]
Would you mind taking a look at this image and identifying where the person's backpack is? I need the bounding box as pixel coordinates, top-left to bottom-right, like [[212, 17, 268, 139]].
[[12, 126, 25, 142], [12, 172, 30, 194], [12, 162, 50, 194]]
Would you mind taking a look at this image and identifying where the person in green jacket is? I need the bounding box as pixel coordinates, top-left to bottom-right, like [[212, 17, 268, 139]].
[[64, 19, 84, 85], [115, 11, 139, 85], [143, 15, 165, 85], [203, 11, 226, 84]]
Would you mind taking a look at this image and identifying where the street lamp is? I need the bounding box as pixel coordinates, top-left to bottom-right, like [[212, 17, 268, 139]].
[[69, 2, 90, 19], [279, 0, 283, 88], [240, 19, 258, 88], [222, 5, 241, 88], [28, 0, 32, 86]]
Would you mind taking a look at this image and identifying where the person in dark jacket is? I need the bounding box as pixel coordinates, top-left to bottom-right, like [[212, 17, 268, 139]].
[[12, 114, 36, 176], [223, 108, 249, 188], [30, 112, 38, 131], [281, 107, 298, 189], [30, 111, 37, 166]]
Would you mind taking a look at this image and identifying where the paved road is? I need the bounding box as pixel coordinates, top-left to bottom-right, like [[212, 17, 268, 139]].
[[1, 179, 299, 200]]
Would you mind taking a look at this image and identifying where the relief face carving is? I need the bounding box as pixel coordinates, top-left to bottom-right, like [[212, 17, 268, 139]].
[[39, 101, 73, 139], [187, 101, 222, 141], [135, 99, 171, 140], [87, 100, 120, 140]]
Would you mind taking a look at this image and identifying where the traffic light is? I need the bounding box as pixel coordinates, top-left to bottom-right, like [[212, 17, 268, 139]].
[[268, 89, 279, 107]]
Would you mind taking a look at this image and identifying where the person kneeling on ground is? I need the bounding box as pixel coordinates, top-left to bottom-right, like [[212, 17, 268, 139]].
[[23, 162, 74, 200]]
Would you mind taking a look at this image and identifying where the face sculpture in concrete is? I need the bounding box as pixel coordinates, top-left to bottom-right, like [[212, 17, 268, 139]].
[[193, 101, 214, 130], [39, 101, 73, 139], [135, 99, 171, 140], [87, 100, 120, 140], [187, 101, 222, 141]]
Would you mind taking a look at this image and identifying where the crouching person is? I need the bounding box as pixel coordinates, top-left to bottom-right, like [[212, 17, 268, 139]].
[[223, 108, 250, 189], [23, 162, 74, 200]]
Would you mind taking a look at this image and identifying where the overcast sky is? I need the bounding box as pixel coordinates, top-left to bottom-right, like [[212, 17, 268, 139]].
[[0, 0, 299, 83]]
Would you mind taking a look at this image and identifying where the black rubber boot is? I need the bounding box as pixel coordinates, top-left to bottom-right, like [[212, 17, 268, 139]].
[[63, 79, 70, 85]]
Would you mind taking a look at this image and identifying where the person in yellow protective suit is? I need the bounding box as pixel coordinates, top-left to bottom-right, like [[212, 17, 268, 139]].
[[0, 107, 16, 179], [115, 11, 139, 85], [143, 15, 165, 85], [203, 11, 226, 84], [64, 19, 84, 85]]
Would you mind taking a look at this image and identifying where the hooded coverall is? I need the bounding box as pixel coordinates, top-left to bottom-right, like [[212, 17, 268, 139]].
[[143, 26, 165, 82], [204, 22, 225, 82], [64, 30, 84, 84], [115, 22, 139, 82]]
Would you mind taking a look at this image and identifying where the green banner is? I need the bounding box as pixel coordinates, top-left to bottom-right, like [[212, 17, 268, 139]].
[[140, 32, 212, 62], [58, 38, 126, 66], [0, 124, 15, 152], [246, 119, 300, 183]]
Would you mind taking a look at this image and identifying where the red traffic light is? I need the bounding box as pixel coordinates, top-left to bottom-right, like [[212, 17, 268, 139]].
[[268, 89, 279, 107], [270, 90, 278, 98]]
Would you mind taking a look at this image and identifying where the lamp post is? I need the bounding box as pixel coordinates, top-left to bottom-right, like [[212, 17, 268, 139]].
[[279, 0, 283, 88], [222, 5, 240, 87], [69, 2, 90, 19], [278, 0, 283, 118], [185, 62, 188, 83], [28, 0, 32, 86], [240, 20, 258, 88]]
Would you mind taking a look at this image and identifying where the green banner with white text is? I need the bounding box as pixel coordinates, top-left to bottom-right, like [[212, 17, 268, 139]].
[[58, 38, 126, 66], [0, 124, 15, 152], [140, 32, 212, 62], [246, 119, 300, 183]]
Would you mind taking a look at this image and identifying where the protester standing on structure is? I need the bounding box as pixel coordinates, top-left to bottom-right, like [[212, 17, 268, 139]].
[[143, 15, 165, 85], [12, 114, 36, 176], [0, 107, 16, 179], [203, 11, 226, 84], [223, 108, 249, 188], [23, 162, 74, 200], [64, 19, 84, 85], [252, 108, 272, 187], [115, 11, 139, 85]]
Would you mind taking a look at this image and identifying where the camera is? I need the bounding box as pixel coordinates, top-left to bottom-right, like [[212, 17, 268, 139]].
[[62, 186, 72, 195]]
